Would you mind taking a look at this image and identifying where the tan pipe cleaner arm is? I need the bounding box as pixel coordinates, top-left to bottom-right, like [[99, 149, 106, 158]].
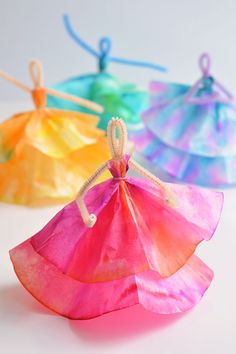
[[128, 158, 173, 204], [45, 87, 103, 113], [76, 161, 109, 227], [0, 59, 103, 113], [0, 70, 32, 93]]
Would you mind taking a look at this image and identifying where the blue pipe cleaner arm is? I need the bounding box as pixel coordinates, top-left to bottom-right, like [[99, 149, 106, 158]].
[[63, 14, 167, 72]]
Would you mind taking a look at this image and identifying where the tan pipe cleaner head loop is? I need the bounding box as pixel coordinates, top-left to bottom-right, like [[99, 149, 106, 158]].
[[29, 59, 44, 89], [107, 118, 127, 159]]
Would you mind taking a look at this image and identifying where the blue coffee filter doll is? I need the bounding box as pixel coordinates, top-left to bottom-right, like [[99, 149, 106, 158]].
[[47, 15, 166, 130]]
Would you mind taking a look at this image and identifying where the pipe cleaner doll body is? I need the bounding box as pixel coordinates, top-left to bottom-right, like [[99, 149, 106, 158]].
[[47, 15, 166, 131], [10, 118, 223, 319], [0, 60, 110, 205], [131, 54, 236, 187]]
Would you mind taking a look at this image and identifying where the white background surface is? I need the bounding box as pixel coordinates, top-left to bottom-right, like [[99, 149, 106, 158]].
[[1, 1, 236, 353], [1, 0, 236, 99]]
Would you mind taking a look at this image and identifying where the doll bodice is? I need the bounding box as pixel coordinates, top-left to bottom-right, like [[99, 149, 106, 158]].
[[108, 154, 130, 178]]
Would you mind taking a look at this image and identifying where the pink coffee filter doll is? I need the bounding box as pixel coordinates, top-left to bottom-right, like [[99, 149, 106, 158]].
[[10, 118, 223, 320]]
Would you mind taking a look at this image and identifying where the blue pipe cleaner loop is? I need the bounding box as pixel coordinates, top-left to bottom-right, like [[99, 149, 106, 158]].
[[63, 14, 167, 73]]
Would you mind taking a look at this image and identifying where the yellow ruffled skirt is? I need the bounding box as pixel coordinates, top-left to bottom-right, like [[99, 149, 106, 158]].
[[0, 108, 110, 205]]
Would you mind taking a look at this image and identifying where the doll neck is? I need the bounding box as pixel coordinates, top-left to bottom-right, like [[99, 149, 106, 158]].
[[98, 54, 109, 72], [31, 88, 46, 109], [200, 76, 214, 91]]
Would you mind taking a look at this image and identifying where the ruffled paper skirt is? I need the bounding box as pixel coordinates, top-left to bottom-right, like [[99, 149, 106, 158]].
[[132, 80, 236, 187], [10, 176, 222, 318], [132, 126, 236, 187], [10, 240, 213, 319], [47, 72, 148, 130], [0, 139, 109, 205], [0, 108, 110, 205]]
